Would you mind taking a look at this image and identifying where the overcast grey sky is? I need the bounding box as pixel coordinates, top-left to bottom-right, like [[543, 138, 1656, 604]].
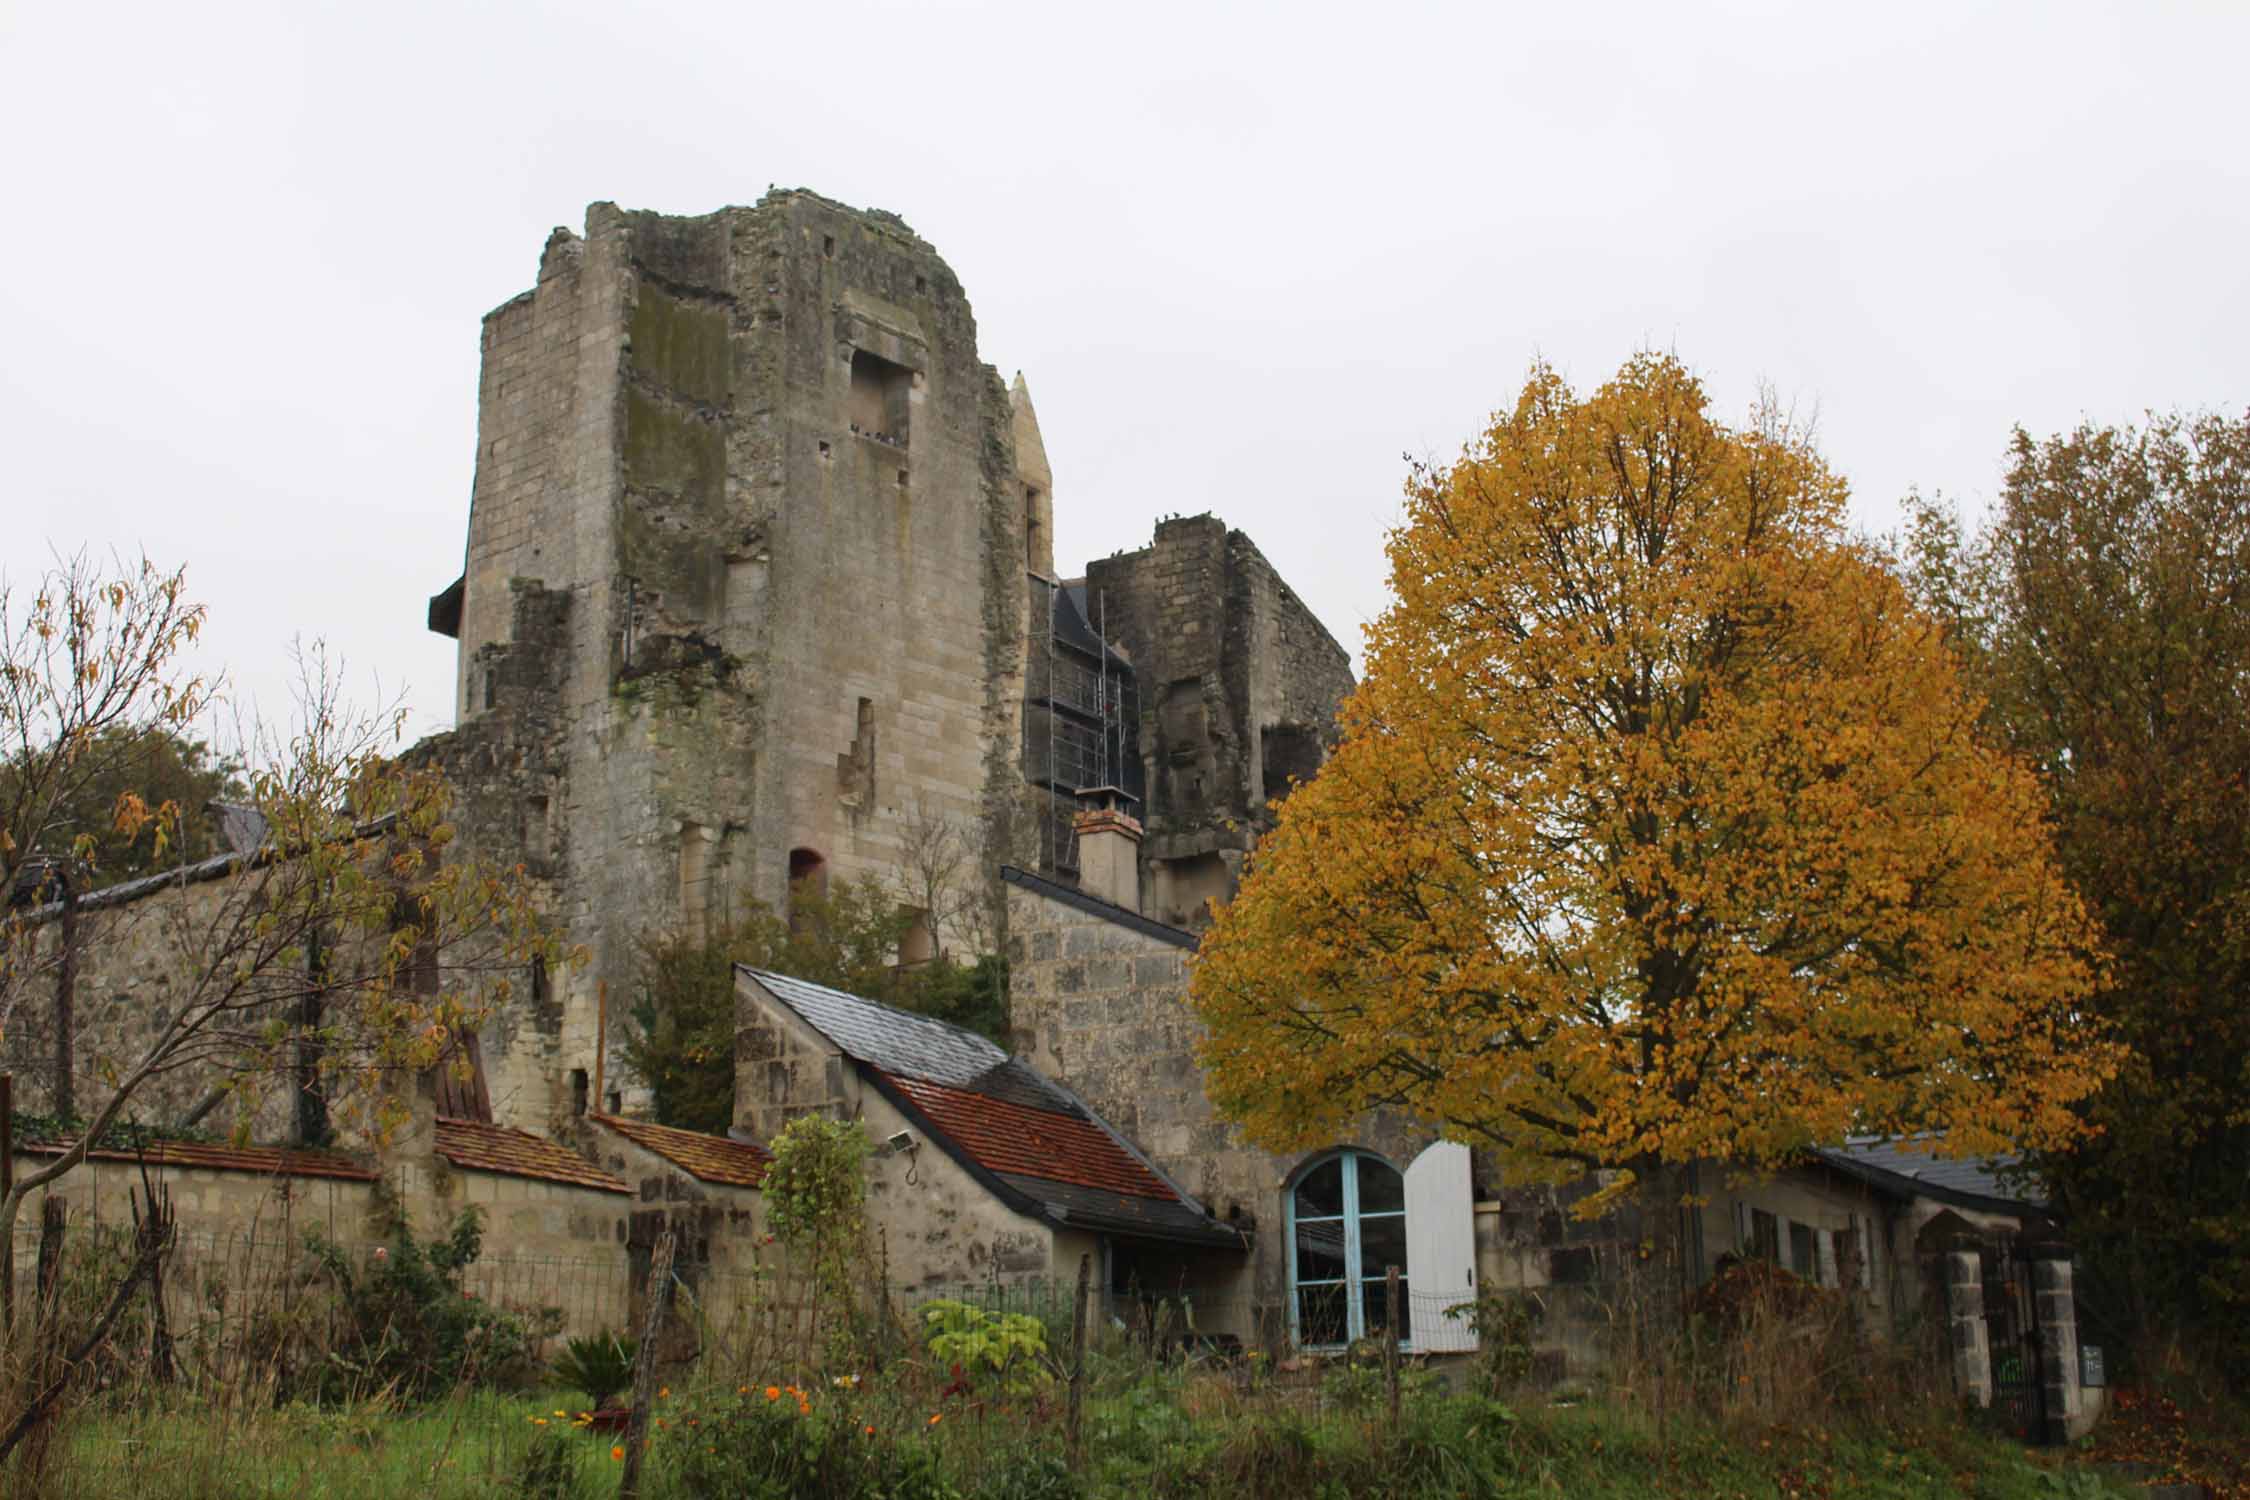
[[4, 1, 2245, 745]]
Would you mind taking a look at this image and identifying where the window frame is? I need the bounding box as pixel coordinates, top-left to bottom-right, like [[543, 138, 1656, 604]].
[[1285, 1148, 1409, 1350]]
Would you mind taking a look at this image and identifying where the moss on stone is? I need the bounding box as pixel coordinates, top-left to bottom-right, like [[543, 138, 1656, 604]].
[[628, 289, 730, 407]]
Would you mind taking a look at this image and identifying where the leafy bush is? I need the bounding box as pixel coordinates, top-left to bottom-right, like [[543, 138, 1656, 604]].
[[549, 1332, 637, 1409], [765, 1114, 875, 1364], [1444, 1288, 1544, 1393], [302, 1206, 558, 1401], [920, 1298, 1053, 1397], [507, 1426, 592, 1498], [660, 1385, 944, 1500], [1318, 1358, 1385, 1412], [627, 892, 1008, 1133], [976, 1446, 1080, 1500]]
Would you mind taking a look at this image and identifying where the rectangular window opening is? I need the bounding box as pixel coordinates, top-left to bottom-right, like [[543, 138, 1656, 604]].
[[848, 349, 912, 448]]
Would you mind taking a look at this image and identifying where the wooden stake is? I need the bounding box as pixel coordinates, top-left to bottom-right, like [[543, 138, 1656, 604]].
[[1067, 1252, 1091, 1472], [1385, 1264, 1402, 1429], [618, 1225, 676, 1500]]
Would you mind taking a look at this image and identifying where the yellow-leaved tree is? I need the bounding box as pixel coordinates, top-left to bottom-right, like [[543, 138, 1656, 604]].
[[1189, 355, 2115, 1212]]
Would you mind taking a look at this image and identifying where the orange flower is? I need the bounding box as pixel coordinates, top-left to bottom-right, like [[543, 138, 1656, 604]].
[[928, 1413, 943, 1427], [864, 1425, 876, 1437], [609, 1445, 625, 1462], [765, 1386, 781, 1401]]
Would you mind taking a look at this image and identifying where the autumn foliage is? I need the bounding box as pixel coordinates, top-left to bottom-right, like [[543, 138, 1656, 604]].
[[1189, 355, 2114, 1199], [1907, 410, 2250, 1375]]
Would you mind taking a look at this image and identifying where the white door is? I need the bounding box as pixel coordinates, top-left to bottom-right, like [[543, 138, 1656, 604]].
[[1403, 1140, 1478, 1353]]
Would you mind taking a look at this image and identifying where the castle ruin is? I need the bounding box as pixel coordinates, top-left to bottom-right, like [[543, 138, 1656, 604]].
[[420, 190, 1355, 1136]]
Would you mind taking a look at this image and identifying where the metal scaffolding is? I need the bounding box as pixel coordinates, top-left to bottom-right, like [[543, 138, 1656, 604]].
[[1031, 578, 1138, 878]]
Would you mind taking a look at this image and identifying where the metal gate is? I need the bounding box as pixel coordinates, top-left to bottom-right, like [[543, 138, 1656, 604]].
[[1982, 1240, 2050, 1442]]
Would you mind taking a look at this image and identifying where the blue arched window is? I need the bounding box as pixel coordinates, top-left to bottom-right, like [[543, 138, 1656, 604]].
[[1287, 1149, 1409, 1347]]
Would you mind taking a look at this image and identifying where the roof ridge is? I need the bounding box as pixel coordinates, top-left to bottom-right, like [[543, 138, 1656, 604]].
[[998, 866, 1197, 949], [740, 966, 1011, 1059]]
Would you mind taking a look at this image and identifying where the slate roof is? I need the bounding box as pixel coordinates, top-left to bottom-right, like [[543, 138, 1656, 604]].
[[14, 1136, 379, 1183], [751, 968, 1022, 1093], [1056, 580, 1132, 671], [741, 968, 1241, 1251], [435, 1117, 630, 1194], [594, 1114, 772, 1188], [1809, 1136, 2045, 1214]]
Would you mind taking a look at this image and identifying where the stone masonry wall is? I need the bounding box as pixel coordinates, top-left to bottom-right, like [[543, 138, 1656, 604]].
[[3, 873, 302, 1137], [11, 1138, 639, 1341], [1085, 516, 1354, 928], [433, 192, 1038, 1138]]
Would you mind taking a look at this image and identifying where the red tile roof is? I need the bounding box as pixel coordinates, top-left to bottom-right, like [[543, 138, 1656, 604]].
[[592, 1114, 770, 1188], [880, 1072, 1175, 1202], [434, 1117, 628, 1194], [14, 1137, 379, 1182]]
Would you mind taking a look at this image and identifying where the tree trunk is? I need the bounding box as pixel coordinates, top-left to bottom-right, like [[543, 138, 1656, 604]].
[[295, 929, 328, 1146], [1640, 1160, 1693, 1327], [53, 875, 77, 1124]]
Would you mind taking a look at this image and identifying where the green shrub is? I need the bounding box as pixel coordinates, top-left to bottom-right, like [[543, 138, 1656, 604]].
[[1444, 1289, 1543, 1393], [549, 1332, 637, 1409], [1318, 1358, 1385, 1412], [660, 1386, 892, 1500], [302, 1206, 558, 1402], [921, 1298, 1053, 1398], [507, 1426, 592, 1499], [973, 1446, 1079, 1500]]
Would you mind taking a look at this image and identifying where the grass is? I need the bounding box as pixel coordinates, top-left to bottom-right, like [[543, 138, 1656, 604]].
[[36, 1390, 609, 1500], [24, 1374, 2138, 1499]]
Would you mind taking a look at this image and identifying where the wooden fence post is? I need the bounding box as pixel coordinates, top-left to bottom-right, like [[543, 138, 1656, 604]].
[[618, 1226, 677, 1500], [1384, 1264, 1402, 1429], [1067, 1252, 1091, 1471], [134, 1159, 176, 1383]]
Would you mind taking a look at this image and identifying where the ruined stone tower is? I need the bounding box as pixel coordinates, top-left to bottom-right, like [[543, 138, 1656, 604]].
[[420, 189, 1356, 1138], [426, 192, 1037, 1129]]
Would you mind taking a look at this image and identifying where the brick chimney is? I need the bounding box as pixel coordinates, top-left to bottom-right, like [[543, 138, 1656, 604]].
[[1072, 787, 1143, 913]]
